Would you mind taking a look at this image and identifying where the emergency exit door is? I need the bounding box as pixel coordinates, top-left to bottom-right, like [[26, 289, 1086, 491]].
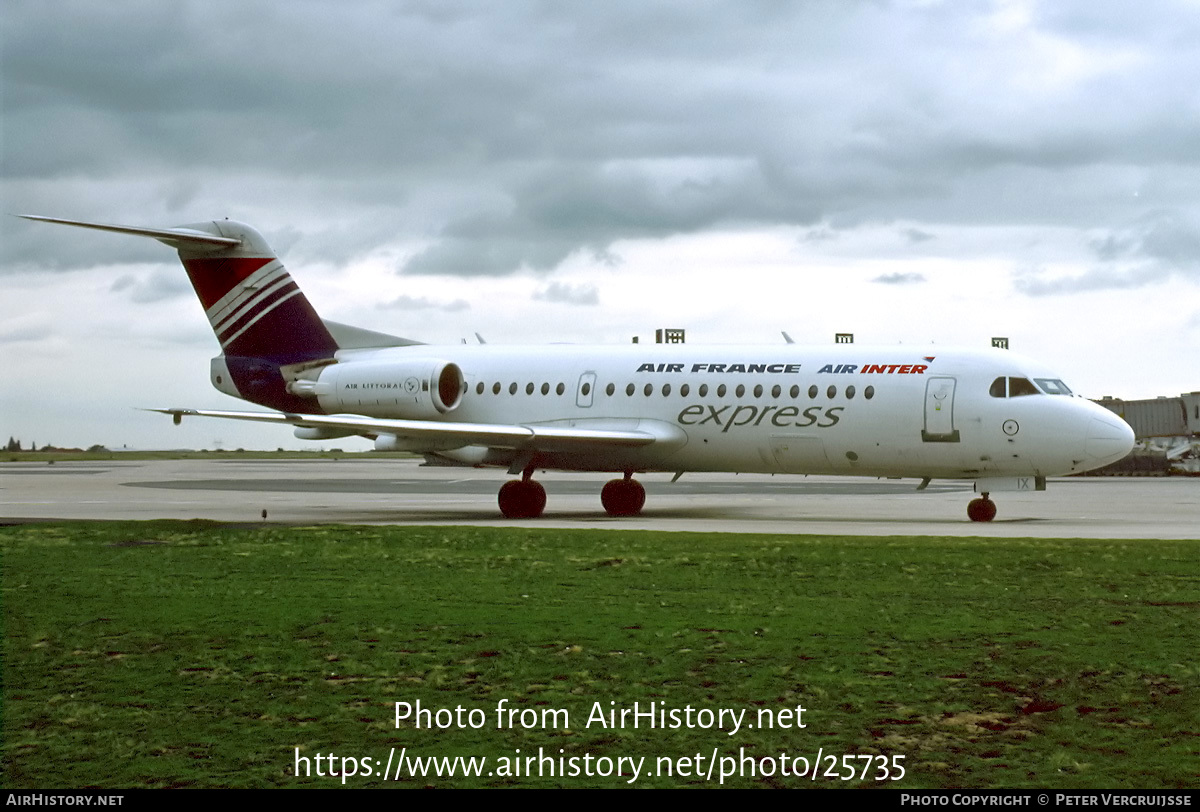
[[576, 372, 596, 407]]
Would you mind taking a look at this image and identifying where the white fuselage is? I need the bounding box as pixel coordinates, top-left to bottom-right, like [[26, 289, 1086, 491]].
[[269, 342, 1133, 480], [25, 213, 1138, 520]]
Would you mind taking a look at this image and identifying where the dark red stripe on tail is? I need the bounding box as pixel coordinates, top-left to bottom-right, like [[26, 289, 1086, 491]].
[[182, 257, 275, 309]]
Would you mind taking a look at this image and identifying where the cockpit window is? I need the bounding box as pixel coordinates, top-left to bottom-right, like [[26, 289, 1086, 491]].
[[1009, 377, 1039, 397], [1035, 378, 1073, 395], [990, 377, 1042, 397]]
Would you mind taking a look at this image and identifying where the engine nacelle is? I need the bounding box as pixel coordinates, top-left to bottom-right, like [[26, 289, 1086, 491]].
[[313, 359, 465, 419]]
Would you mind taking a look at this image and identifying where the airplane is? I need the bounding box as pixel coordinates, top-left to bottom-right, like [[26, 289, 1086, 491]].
[[21, 214, 1136, 522]]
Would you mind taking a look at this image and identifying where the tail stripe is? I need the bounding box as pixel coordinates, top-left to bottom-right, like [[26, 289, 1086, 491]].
[[211, 273, 296, 337], [214, 281, 301, 348], [205, 260, 288, 324], [184, 246, 337, 361], [183, 257, 276, 310], [220, 289, 305, 349]]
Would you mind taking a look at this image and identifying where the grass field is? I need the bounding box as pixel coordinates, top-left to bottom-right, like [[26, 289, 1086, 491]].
[[2, 521, 1197, 788]]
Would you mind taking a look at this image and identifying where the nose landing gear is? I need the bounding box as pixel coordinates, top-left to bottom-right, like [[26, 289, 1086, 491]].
[[967, 494, 997, 522]]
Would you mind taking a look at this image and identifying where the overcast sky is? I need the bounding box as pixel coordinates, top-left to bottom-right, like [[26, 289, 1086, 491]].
[[3, 0, 1198, 450]]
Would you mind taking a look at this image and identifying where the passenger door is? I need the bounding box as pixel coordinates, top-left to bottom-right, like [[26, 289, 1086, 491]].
[[922, 376, 960, 442]]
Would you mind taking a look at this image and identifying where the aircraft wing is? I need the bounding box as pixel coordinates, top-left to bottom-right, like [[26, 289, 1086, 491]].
[[146, 408, 667, 452]]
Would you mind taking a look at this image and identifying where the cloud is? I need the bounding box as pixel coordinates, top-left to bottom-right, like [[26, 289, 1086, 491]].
[[108, 269, 191, 303], [1089, 211, 1200, 267], [0, 316, 52, 344], [1017, 210, 1200, 295], [801, 227, 838, 244], [871, 272, 927, 285], [902, 228, 935, 243], [533, 281, 599, 306], [376, 294, 470, 312], [9, 1, 1200, 280], [1013, 263, 1175, 296]]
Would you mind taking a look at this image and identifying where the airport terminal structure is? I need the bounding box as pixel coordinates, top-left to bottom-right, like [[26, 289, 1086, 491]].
[[1094, 391, 1200, 475]]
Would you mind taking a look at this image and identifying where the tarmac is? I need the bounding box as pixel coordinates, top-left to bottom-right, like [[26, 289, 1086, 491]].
[[2, 458, 1196, 538]]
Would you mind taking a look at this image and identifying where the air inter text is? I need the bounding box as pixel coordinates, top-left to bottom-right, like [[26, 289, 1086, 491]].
[[817, 364, 928, 374]]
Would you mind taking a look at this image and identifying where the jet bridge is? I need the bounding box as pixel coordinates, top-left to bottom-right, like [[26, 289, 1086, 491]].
[[1092, 392, 1200, 475]]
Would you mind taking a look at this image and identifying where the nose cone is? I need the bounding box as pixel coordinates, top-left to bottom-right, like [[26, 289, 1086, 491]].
[[1085, 415, 1136, 466]]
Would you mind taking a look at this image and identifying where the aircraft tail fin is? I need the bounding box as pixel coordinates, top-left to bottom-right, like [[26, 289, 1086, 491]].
[[21, 215, 340, 364]]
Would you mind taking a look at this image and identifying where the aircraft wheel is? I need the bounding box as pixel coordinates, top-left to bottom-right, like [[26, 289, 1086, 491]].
[[967, 496, 997, 523], [601, 478, 646, 517], [498, 479, 546, 519]]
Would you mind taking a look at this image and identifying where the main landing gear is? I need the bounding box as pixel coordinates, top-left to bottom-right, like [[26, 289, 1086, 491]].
[[496, 471, 647, 519], [967, 494, 998, 523], [601, 473, 646, 517], [497, 469, 546, 519]]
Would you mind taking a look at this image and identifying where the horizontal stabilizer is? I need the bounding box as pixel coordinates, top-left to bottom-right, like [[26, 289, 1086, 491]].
[[18, 215, 241, 249]]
